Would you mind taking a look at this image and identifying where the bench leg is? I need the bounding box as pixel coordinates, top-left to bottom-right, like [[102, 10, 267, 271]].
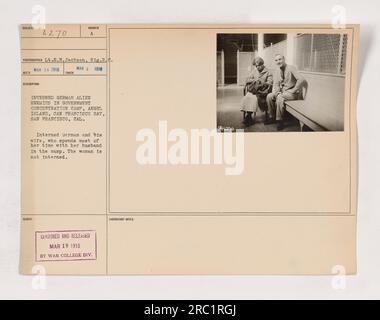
[[299, 121, 305, 131]]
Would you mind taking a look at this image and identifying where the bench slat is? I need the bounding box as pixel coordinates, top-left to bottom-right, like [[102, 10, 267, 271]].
[[284, 73, 345, 131], [285, 101, 326, 131], [285, 99, 344, 131]]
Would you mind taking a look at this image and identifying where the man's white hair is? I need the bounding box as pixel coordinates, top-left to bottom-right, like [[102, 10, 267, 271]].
[[274, 54, 285, 60]]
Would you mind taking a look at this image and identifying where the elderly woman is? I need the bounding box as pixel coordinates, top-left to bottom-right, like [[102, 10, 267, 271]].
[[241, 57, 273, 126]]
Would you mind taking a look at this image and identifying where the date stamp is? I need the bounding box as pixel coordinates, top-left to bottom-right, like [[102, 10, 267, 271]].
[[35, 230, 97, 262]]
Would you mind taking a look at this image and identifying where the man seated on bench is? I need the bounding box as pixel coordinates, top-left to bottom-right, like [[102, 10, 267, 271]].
[[266, 54, 305, 131]]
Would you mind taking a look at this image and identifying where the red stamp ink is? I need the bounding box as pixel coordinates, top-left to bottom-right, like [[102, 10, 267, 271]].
[[35, 230, 97, 262]]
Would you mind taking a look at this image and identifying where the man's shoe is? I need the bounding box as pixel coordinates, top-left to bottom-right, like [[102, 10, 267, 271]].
[[264, 118, 275, 125], [277, 122, 284, 131]]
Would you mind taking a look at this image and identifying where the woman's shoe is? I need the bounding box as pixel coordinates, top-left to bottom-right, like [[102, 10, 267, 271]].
[[245, 114, 255, 127], [241, 111, 247, 124]]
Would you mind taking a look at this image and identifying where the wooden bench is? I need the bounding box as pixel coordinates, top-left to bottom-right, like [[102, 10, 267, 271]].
[[285, 72, 345, 131]]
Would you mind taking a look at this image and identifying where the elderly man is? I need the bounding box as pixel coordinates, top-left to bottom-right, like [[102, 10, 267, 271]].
[[241, 57, 273, 126], [266, 54, 305, 130]]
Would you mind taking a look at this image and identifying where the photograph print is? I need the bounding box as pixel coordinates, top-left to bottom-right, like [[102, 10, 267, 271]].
[[217, 32, 348, 132]]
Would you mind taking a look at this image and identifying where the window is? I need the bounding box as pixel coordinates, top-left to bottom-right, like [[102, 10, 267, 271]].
[[294, 34, 347, 75]]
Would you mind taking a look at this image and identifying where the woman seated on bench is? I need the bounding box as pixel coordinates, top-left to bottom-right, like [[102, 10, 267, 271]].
[[240, 57, 273, 126]]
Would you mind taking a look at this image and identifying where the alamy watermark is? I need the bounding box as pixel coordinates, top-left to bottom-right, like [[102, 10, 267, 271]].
[[31, 265, 47, 290], [31, 5, 46, 30], [331, 5, 347, 29], [331, 265, 347, 290], [136, 121, 245, 175]]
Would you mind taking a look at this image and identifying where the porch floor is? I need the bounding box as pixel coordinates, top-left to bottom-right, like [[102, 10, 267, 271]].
[[217, 85, 300, 132]]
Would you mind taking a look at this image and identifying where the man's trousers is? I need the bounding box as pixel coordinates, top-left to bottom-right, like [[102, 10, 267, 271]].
[[266, 91, 298, 121]]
